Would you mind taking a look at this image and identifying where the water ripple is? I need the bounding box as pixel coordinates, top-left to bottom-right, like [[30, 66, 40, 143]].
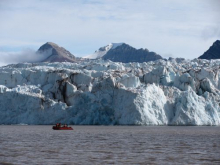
[[0, 126, 220, 165]]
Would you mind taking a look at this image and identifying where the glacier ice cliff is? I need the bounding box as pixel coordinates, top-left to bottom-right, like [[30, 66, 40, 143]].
[[0, 58, 220, 125]]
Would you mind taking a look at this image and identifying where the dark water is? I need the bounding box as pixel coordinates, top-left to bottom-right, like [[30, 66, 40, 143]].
[[0, 126, 220, 165]]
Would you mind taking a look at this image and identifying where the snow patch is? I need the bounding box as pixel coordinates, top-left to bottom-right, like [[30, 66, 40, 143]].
[[85, 43, 124, 59]]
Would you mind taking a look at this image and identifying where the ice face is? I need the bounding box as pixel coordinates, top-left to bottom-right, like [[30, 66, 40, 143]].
[[0, 58, 219, 125]]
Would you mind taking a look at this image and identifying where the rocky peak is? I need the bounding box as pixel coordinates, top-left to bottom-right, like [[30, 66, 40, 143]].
[[199, 40, 220, 59], [102, 43, 163, 63], [86, 43, 162, 62], [37, 42, 76, 62]]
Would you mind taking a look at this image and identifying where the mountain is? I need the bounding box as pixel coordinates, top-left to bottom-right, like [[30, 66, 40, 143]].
[[86, 43, 163, 63], [86, 43, 124, 59], [199, 40, 220, 59], [37, 42, 76, 62]]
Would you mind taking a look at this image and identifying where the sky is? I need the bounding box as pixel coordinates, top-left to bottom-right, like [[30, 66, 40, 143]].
[[0, 0, 220, 65]]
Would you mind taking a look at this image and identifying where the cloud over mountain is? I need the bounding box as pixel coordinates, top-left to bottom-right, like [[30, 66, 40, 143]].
[[0, 49, 49, 66]]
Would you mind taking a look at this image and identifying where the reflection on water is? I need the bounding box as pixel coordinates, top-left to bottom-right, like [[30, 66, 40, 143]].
[[0, 126, 220, 165]]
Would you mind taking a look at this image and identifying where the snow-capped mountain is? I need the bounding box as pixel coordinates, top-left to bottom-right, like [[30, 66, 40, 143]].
[[86, 43, 163, 63], [85, 43, 124, 59], [0, 58, 220, 125], [37, 42, 76, 62], [199, 40, 220, 59]]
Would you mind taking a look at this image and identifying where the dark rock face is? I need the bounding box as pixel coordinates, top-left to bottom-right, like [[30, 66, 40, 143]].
[[37, 42, 75, 62], [102, 43, 162, 63], [199, 40, 220, 59]]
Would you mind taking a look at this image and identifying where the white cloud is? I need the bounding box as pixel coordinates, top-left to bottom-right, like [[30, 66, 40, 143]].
[[0, 49, 50, 66], [0, 0, 219, 60]]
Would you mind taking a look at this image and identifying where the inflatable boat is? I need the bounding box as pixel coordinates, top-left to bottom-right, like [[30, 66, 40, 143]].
[[52, 125, 73, 130]]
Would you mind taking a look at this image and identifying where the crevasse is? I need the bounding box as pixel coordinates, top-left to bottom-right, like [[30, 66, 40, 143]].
[[0, 58, 219, 125]]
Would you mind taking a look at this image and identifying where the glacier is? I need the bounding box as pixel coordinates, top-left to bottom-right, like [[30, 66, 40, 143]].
[[0, 58, 220, 125]]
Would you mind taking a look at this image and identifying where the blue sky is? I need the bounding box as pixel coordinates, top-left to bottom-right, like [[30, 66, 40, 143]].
[[0, 0, 219, 65]]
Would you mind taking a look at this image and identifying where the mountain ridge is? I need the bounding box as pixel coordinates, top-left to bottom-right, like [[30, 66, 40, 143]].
[[199, 40, 220, 59], [37, 42, 76, 62], [85, 43, 124, 59], [86, 43, 163, 62]]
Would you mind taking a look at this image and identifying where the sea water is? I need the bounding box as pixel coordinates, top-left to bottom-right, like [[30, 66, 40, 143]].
[[0, 126, 220, 165]]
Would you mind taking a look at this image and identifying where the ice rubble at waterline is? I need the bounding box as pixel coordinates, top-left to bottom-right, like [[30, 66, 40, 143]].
[[0, 58, 219, 125]]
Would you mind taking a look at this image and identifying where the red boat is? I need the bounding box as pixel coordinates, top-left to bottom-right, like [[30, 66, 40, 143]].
[[52, 124, 73, 130]]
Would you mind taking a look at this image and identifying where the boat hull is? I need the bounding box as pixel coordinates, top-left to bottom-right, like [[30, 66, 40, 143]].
[[52, 126, 73, 130]]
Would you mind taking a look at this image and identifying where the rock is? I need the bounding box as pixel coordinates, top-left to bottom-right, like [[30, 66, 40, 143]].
[[86, 43, 163, 63], [37, 42, 76, 62], [199, 40, 220, 59]]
